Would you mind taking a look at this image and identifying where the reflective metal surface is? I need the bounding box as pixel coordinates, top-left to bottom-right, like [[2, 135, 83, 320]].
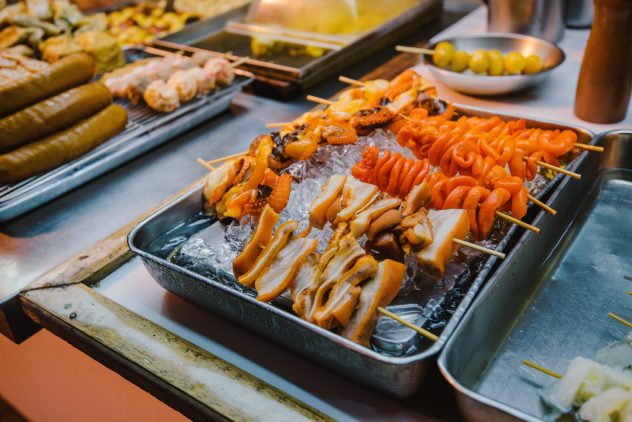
[[425, 33, 565, 96], [439, 130, 632, 421], [565, 0, 594, 28], [129, 107, 592, 397], [486, 0, 565, 42]]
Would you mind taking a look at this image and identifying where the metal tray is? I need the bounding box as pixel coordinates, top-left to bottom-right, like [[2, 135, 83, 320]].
[[438, 130, 632, 421], [157, 0, 441, 94], [128, 107, 593, 398], [0, 54, 253, 222]]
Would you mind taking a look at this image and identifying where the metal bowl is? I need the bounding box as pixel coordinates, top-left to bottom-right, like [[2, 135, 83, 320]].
[[424, 33, 565, 96]]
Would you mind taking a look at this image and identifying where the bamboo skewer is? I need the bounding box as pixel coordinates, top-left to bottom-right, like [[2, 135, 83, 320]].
[[608, 312, 632, 329], [452, 239, 506, 259], [523, 360, 562, 379], [396, 45, 435, 55], [339, 75, 365, 87], [528, 194, 557, 216], [306, 95, 335, 106], [574, 143, 604, 152], [229, 56, 250, 69], [196, 158, 215, 171], [522, 157, 581, 180], [206, 150, 248, 166], [496, 211, 541, 233], [265, 122, 293, 128], [377, 306, 439, 342]]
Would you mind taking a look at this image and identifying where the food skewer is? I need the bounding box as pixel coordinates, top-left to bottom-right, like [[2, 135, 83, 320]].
[[527, 194, 557, 216], [196, 157, 215, 171], [452, 239, 506, 259], [377, 306, 439, 342], [522, 157, 581, 180], [496, 211, 540, 233], [205, 151, 249, 166], [522, 360, 562, 379], [306, 95, 335, 106], [339, 75, 365, 87], [395, 45, 435, 55], [266, 122, 293, 128], [608, 312, 632, 329]]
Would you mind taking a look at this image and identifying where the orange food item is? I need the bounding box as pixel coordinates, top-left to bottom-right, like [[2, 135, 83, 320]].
[[233, 205, 280, 278], [267, 173, 292, 213], [477, 188, 511, 240], [308, 174, 347, 230], [341, 259, 406, 346], [418, 209, 470, 278]]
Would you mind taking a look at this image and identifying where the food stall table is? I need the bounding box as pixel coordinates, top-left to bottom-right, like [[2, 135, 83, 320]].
[[3, 4, 631, 421]]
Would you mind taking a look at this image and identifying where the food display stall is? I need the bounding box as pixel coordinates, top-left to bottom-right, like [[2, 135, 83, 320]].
[[1, 0, 631, 421]]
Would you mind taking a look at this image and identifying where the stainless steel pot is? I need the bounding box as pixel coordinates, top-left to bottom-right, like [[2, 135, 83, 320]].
[[565, 0, 594, 28], [484, 0, 566, 42]]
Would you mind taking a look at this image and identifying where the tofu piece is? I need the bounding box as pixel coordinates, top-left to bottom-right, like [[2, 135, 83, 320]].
[[417, 209, 469, 278]]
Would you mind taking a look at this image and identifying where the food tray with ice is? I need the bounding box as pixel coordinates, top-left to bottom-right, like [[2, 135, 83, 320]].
[[439, 130, 632, 420], [129, 72, 594, 396]]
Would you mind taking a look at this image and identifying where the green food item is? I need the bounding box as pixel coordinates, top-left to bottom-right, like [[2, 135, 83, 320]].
[[0, 82, 112, 152], [488, 49, 504, 76], [468, 49, 490, 74], [0, 52, 94, 117], [504, 51, 527, 74], [524, 54, 543, 74], [0, 104, 127, 183], [433, 41, 455, 69], [450, 50, 469, 72]]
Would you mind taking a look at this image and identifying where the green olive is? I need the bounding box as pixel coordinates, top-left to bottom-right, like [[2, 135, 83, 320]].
[[468, 49, 490, 74], [433, 41, 455, 69], [524, 54, 543, 74], [504, 51, 527, 74], [488, 49, 504, 76], [450, 50, 469, 72]]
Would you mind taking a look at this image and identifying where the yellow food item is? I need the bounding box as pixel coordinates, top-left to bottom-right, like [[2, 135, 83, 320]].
[[524, 54, 543, 74], [468, 49, 490, 74], [433, 41, 455, 69], [504, 51, 527, 74], [488, 49, 504, 76], [450, 50, 469, 72]]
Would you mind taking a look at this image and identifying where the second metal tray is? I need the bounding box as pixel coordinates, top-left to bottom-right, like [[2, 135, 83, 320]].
[[0, 57, 253, 222], [129, 107, 593, 398], [438, 130, 632, 421]]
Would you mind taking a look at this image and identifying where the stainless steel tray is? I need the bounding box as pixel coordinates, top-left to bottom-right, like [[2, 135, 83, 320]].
[[0, 55, 253, 222], [157, 0, 441, 94], [438, 130, 632, 421], [128, 107, 593, 398]]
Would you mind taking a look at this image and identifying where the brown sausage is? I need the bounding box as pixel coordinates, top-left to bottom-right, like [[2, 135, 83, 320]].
[[0, 104, 127, 183], [0, 53, 95, 117], [0, 82, 112, 152]]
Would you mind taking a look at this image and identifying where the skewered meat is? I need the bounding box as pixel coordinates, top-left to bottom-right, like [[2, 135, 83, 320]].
[[167, 69, 197, 102], [202, 158, 243, 205], [401, 182, 431, 216], [367, 209, 403, 242], [256, 237, 318, 302], [203, 57, 233, 85], [312, 255, 378, 329], [308, 174, 346, 230], [143, 80, 180, 113], [417, 209, 469, 278], [334, 177, 379, 224], [233, 205, 279, 278], [341, 259, 405, 346], [396, 210, 433, 250], [290, 254, 320, 319], [349, 197, 401, 238], [237, 221, 297, 287]]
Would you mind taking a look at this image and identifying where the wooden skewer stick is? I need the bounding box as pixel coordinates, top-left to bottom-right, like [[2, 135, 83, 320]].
[[522, 360, 562, 379], [495, 211, 541, 233], [377, 306, 439, 342], [452, 238, 506, 259], [206, 150, 249, 166], [608, 312, 632, 329], [527, 194, 557, 216], [522, 156, 581, 180], [338, 75, 365, 87], [265, 122, 293, 128], [306, 95, 335, 106], [196, 157, 215, 171], [396, 45, 435, 55], [574, 143, 604, 152], [230, 56, 250, 69]]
